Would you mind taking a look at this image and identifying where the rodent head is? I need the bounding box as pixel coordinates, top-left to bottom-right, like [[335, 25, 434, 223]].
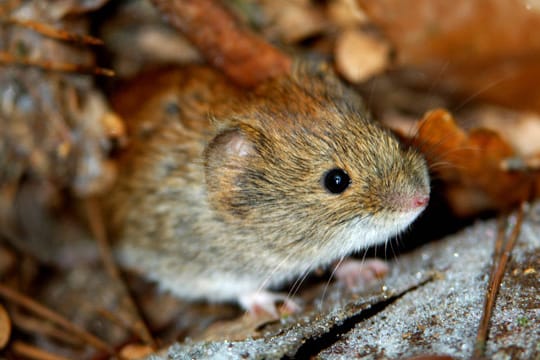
[[205, 73, 429, 261]]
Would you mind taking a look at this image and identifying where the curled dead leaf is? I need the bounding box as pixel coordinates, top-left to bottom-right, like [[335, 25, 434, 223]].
[[460, 107, 540, 157], [415, 109, 537, 216]]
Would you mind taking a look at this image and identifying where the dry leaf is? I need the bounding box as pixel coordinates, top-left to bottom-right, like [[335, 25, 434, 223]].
[[415, 109, 537, 215], [327, 0, 368, 28], [0, 1, 119, 200], [335, 28, 390, 83], [459, 106, 540, 157], [358, 0, 540, 112], [260, 0, 327, 43], [99, 0, 201, 78]]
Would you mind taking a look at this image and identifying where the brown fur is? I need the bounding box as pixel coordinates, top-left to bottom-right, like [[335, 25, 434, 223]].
[[106, 64, 429, 302]]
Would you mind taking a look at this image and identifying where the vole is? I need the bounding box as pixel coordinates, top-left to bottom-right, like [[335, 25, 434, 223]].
[[107, 63, 430, 315]]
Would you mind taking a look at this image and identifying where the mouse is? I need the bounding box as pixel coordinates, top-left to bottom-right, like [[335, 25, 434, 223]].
[[106, 62, 430, 315]]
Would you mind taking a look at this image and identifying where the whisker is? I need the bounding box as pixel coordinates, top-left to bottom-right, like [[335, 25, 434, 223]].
[[389, 232, 402, 266], [287, 252, 322, 300], [319, 255, 346, 309], [427, 60, 450, 94], [255, 250, 295, 296], [428, 160, 455, 169], [453, 76, 507, 112], [287, 262, 310, 297], [287, 266, 311, 300]]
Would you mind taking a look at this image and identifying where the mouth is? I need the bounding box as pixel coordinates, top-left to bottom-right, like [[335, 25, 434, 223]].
[[361, 199, 429, 243], [321, 197, 430, 262]]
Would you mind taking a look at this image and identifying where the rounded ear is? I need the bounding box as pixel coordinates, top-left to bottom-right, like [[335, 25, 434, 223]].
[[204, 129, 256, 218]]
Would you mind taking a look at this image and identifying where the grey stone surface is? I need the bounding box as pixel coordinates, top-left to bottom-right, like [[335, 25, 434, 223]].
[[319, 214, 539, 360], [157, 205, 540, 359]]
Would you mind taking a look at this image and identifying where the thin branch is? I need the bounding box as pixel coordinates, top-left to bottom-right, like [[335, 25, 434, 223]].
[[0, 303, 10, 349], [500, 154, 540, 172], [4, 18, 104, 45], [96, 307, 134, 332], [150, 0, 291, 88], [0, 51, 115, 76], [11, 311, 83, 348], [473, 203, 526, 359], [84, 197, 156, 348], [0, 283, 114, 355], [11, 340, 74, 360]]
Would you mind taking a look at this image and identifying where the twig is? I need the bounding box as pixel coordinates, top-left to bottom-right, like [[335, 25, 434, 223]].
[[0, 283, 114, 355], [11, 340, 74, 360], [493, 216, 507, 263], [473, 203, 526, 359], [4, 18, 104, 45], [0, 51, 115, 76], [11, 310, 83, 347], [84, 197, 156, 348], [0, 303, 10, 349], [150, 0, 291, 88], [96, 307, 135, 335], [501, 154, 540, 172]]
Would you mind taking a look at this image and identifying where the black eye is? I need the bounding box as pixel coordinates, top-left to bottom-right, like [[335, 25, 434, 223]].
[[322, 168, 350, 194]]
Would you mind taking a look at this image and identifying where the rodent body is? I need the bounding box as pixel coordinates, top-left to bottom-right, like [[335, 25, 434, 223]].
[[108, 64, 429, 306]]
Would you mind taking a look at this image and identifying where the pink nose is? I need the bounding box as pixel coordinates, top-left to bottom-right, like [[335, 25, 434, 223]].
[[412, 195, 429, 209]]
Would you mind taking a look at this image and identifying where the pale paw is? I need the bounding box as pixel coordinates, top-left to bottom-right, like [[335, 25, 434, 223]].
[[239, 291, 301, 318], [334, 258, 389, 289]]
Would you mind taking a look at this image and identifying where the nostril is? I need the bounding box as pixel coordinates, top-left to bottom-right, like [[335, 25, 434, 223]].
[[413, 195, 429, 208], [388, 192, 430, 212]]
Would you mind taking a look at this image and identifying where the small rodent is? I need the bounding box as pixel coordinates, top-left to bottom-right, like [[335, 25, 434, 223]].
[[107, 63, 430, 314]]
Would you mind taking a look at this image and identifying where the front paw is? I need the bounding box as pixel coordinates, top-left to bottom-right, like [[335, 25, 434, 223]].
[[239, 291, 302, 318], [334, 258, 389, 290]]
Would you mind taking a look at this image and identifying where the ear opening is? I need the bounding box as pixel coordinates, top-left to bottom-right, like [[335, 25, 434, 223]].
[[204, 129, 256, 218], [205, 129, 255, 164]]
